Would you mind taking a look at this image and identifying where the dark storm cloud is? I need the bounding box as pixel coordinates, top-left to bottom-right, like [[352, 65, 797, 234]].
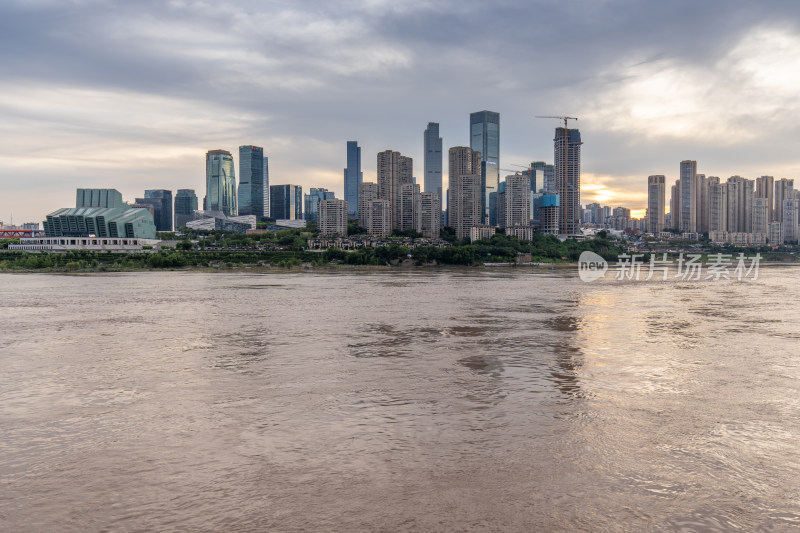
[[2, 0, 800, 221]]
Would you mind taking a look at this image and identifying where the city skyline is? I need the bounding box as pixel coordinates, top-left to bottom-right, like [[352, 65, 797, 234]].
[[4, 1, 800, 223]]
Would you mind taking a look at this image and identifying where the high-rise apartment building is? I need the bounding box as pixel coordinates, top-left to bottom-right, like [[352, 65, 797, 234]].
[[358, 182, 379, 230], [679, 160, 697, 233], [174, 189, 198, 229], [540, 194, 560, 234], [318, 198, 347, 236], [135, 190, 173, 232], [647, 175, 666, 234], [774, 179, 794, 222], [419, 192, 441, 239], [423, 123, 442, 206], [554, 127, 582, 235], [304, 188, 335, 222], [726, 176, 754, 233], [344, 141, 363, 218], [376, 150, 413, 230], [755, 176, 774, 224], [752, 197, 769, 235], [697, 174, 709, 234], [365, 199, 392, 237], [448, 146, 483, 240], [237, 145, 266, 218], [270, 184, 303, 220], [708, 178, 727, 232], [470, 111, 500, 224], [782, 199, 800, 243], [399, 182, 421, 232], [670, 180, 681, 230], [205, 149, 237, 216], [499, 174, 531, 228]]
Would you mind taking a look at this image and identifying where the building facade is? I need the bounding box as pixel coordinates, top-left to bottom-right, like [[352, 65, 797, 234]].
[[419, 191, 441, 239], [470, 110, 500, 225], [174, 189, 199, 229], [499, 174, 531, 228], [679, 160, 697, 233], [647, 175, 666, 234], [237, 145, 267, 218], [44, 188, 156, 239], [423, 123, 443, 210], [344, 141, 363, 218], [304, 188, 335, 222], [318, 199, 348, 236], [205, 149, 237, 216], [448, 146, 483, 240], [270, 184, 303, 220], [554, 127, 582, 235], [135, 189, 173, 232], [377, 150, 413, 230], [358, 182, 379, 230]]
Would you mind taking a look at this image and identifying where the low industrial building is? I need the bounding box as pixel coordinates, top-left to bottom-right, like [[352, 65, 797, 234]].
[[8, 237, 157, 252]]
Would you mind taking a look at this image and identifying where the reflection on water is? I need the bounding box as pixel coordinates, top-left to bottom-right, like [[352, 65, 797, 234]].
[[1, 268, 800, 531]]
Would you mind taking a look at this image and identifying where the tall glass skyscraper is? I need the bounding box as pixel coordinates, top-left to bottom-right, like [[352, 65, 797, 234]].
[[174, 189, 198, 229], [270, 184, 303, 220], [237, 145, 266, 218], [304, 188, 335, 222], [424, 123, 442, 205], [344, 141, 363, 218], [205, 149, 237, 216], [135, 189, 173, 232], [470, 111, 500, 225]]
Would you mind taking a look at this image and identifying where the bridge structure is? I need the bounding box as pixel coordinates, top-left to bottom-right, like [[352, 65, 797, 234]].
[[0, 229, 45, 239]]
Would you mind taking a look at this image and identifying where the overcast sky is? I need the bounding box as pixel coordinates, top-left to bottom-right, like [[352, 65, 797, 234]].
[[3, 0, 800, 223]]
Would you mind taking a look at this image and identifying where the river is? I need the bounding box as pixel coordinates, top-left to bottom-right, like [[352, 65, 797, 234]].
[[1, 267, 799, 531]]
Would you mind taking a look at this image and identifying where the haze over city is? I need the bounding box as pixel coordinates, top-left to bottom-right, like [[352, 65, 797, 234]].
[[3, 0, 800, 223]]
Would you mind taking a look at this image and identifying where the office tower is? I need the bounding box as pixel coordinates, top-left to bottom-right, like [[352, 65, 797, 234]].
[[376, 150, 413, 230], [304, 188, 335, 222], [708, 178, 727, 232], [647, 175, 666, 234], [318, 199, 347, 236], [365, 199, 392, 237], [358, 182, 378, 230], [755, 176, 774, 224], [470, 110, 500, 224], [423, 123, 443, 204], [399, 182, 421, 232], [679, 160, 697, 233], [554, 127, 582, 235], [752, 198, 769, 235], [697, 174, 709, 234], [782, 199, 800, 243], [539, 194, 560, 234], [448, 146, 483, 240], [135, 190, 173, 232], [270, 184, 303, 220], [263, 156, 270, 217], [174, 189, 199, 229], [419, 192, 441, 238], [670, 180, 681, 230], [344, 141, 363, 218], [774, 179, 794, 222], [499, 174, 531, 228], [237, 145, 266, 218], [205, 149, 237, 216]]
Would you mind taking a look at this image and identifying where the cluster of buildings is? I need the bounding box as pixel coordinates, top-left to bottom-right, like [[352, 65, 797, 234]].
[[646, 162, 800, 245], [13, 109, 593, 246]]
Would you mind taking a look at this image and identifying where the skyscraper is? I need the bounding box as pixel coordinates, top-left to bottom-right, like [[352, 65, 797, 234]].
[[499, 174, 531, 228], [679, 160, 697, 233], [419, 192, 441, 239], [755, 175, 774, 224], [205, 149, 237, 216], [554, 127, 582, 235], [174, 189, 198, 229], [448, 146, 483, 240], [377, 150, 413, 230], [647, 175, 666, 234], [358, 182, 379, 230], [774, 178, 794, 223], [270, 184, 303, 220], [135, 190, 173, 232], [237, 145, 266, 218], [343, 141, 363, 218], [424, 123, 443, 206], [470, 111, 500, 225]]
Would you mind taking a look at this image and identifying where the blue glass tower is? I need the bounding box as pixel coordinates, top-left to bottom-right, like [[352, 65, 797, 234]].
[[304, 188, 336, 222], [205, 149, 237, 216], [470, 111, 500, 225], [237, 145, 266, 218], [344, 141, 363, 218], [135, 189, 173, 232]]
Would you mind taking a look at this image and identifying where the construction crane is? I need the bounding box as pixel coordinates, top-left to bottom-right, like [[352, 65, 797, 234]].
[[535, 115, 579, 235]]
